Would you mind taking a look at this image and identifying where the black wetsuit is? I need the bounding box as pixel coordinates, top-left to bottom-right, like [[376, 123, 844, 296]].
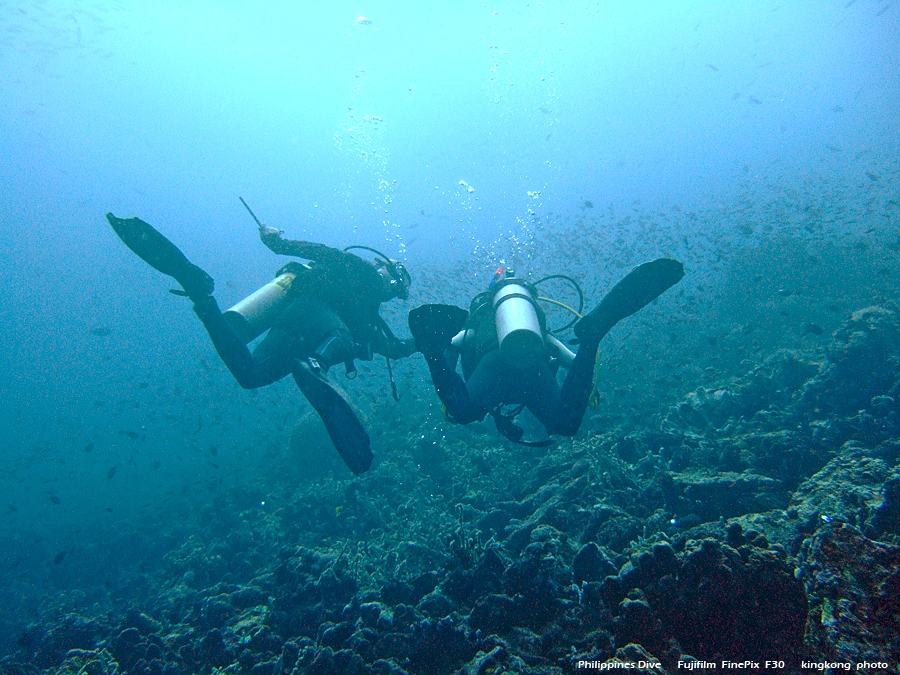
[[193, 230, 413, 390], [422, 296, 600, 437]]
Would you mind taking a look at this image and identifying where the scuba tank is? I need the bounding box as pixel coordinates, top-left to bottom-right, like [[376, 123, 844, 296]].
[[492, 273, 545, 368], [223, 272, 296, 343]]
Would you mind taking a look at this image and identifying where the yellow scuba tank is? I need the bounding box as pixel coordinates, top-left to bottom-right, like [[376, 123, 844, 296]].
[[223, 272, 296, 343], [492, 278, 545, 368]]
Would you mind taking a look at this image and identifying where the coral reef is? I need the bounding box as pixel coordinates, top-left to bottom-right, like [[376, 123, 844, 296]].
[[3, 307, 900, 674]]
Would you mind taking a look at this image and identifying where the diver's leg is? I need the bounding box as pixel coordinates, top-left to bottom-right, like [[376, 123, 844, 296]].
[[421, 351, 489, 424], [575, 258, 684, 341], [408, 304, 487, 423], [536, 338, 600, 436], [462, 351, 510, 414], [105, 212, 289, 387], [193, 296, 292, 388]]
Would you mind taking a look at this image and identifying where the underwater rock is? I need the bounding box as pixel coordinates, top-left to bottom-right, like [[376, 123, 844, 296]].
[[572, 542, 618, 583], [664, 350, 818, 437], [597, 642, 667, 674], [616, 595, 663, 654], [230, 585, 269, 610], [801, 522, 900, 665], [468, 594, 518, 634], [200, 597, 236, 629], [318, 621, 355, 650], [407, 615, 480, 675], [800, 307, 900, 416], [503, 470, 589, 556], [199, 628, 232, 668], [268, 640, 299, 674], [660, 469, 785, 524], [457, 644, 509, 675], [668, 386, 740, 433], [596, 537, 805, 666], [871, 476, 900, 536], [416, 589, 456, 618], [54, 647, 119, 675], [501, 545, 572, 631], [120, 608, 162, 636], [359, 601, 391, 628], [111, 627, 144, 670], [788, 443, 893, 535], [441, 547, 507, 608], [381, 571, 440, 607], [30, 615, 103, 669], [579, 505, 645, 554]]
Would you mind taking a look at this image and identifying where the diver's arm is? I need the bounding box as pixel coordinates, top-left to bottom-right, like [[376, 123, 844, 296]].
[[259, 226, 345, 264], [370, 315, 416, 359]]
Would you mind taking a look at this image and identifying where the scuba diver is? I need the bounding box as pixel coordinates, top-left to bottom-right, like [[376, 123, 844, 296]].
[[408, 259, 684, 444], [105, 202, 414, 475]]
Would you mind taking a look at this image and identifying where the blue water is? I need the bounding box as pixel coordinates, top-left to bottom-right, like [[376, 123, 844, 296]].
[[1, 0, 898, 661]]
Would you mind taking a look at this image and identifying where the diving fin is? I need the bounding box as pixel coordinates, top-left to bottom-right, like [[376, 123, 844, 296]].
[[575, 258, 684, 341], [293, 361, 373, 475], [408, 304, 469, 356], [106, 213, 214, 298]]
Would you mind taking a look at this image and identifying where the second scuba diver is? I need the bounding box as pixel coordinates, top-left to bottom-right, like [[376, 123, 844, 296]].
[[106, 204, 415, 475], [408, 259, 684, 444]]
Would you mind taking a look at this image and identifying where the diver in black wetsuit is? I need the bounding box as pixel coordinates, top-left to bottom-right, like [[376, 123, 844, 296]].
[[106, 212, 414, 475], [409, 260, 684, 444]]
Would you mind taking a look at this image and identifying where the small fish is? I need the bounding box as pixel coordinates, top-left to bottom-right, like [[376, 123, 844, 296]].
[[867, 171, 880, 181], [705, 63, 719, 71], [107, 465, 117, 479], [50, 495, 62, 505], [84, 443, 94, 453], [748, 95, 762, 104], [54, 551, 66, 565], [832, 104, 844, 112], [732, 92, 741, 101], [354, 16, 372, 25], [90, 326, 111, 336]]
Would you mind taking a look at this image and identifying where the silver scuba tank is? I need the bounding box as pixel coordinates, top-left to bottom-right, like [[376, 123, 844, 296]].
[[493, 279, 545, 368], [223, 272, 296, 343]]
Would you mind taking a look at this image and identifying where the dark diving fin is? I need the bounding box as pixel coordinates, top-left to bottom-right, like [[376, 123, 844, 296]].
[[293, 361, 373, 475], [574, 258, 684, 341], [106, 212, 214, 298], [408, 304, 469, 356]]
